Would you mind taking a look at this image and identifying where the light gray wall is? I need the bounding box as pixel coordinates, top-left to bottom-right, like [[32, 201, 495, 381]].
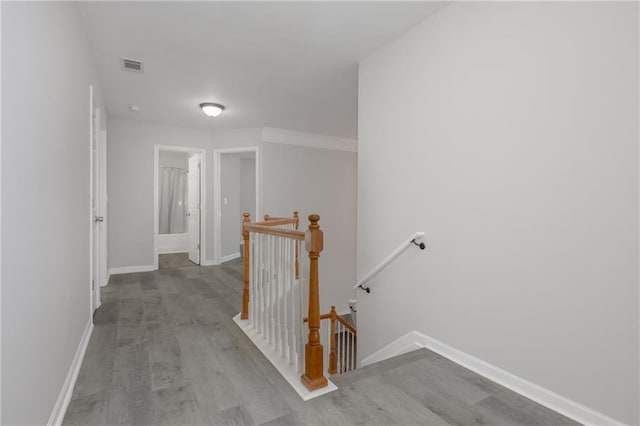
[[240, 156, 256, 220], [357, 2, 638, 424], [159, 151, 189, 170], [107, 120, 261, 268], [1, 2, 106, 423], [220, 154, 242, 258], [262, 142, 357, 314], [108, 119, 210, 267]]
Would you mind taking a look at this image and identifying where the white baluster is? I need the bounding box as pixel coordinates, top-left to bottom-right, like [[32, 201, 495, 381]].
[[260, 235, 264, 333], [339, 324, 343, 374], [260, 234, 267, 337], [279, 237, 285, 356], [283, 237, 289, 361], [296, 240, 304, 372], [253, 233, 258, 328], [276, 236, 282, 354], [254, 233, 259, 332], [272, 235, 277, 347], [267, 234, 273, 344], [348, 331, 353, 371], [249, 233, 255, 328], [288, 239, 296, 365]]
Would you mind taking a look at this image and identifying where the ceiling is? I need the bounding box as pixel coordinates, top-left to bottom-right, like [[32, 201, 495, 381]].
[[78, 2, 446, 139]]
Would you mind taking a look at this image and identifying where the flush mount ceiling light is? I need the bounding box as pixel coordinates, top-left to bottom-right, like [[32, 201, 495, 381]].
[[199, 102, 225, 117]]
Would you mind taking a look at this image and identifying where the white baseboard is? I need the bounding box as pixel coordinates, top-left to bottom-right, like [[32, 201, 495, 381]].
[[108, 265, 155, 275], [158, 249, 189, 255], [200, 259, 216, 266], [47, 319, 94, 426], [220, 252, 241, 263], [361, 330, 625, 426]]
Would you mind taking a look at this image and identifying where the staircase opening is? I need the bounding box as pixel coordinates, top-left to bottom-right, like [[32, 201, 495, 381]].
[[233, 211, 357, 400]]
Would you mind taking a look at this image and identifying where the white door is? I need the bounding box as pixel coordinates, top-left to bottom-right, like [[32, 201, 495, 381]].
[[187, 154, 201, 264], [90, 102, 102, 312]]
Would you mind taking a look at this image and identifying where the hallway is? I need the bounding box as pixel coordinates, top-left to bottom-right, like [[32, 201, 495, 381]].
[[64, 260, 577, 425]]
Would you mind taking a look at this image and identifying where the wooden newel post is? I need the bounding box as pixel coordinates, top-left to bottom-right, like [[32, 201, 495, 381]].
[[301, 214, 328, 391], [328, 306, 337, 375], [241, 212, 251, 320]]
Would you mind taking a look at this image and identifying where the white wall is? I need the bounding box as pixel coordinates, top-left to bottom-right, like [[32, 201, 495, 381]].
[[262, 142, 357, 314], [240, 156, 256, 220], [220, 154, 242, 258], [108, 120, 261, 268], [1, 2, 106, 423], [357, 2, 638, 424], [107, 119, 211, 268]]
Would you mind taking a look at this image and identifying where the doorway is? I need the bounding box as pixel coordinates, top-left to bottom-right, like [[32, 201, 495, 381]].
[[213, 147, 259, 265], [154, 146, 206, 270]]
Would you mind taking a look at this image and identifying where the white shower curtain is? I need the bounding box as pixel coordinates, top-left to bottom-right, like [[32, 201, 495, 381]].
[[159, 166, 188, 234]]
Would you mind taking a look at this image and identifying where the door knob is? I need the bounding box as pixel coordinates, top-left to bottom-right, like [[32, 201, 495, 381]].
[[95, 216, 104, 223]]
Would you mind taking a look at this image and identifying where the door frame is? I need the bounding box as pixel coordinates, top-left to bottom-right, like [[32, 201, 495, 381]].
[[98, 128, 108, 287], [89, 85, 103, 313], [153, 145, 207, 270], [213, 146, 260, 265]]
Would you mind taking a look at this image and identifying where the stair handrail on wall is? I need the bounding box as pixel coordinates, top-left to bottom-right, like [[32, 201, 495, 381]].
[[241, 211, 329, 392], [354, 231, 426, 293]]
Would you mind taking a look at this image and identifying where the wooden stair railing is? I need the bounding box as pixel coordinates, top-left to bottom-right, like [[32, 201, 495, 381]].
[[304, 306, 358, 375], [241, 211, 299, 320], [241, 211, 328, 391]]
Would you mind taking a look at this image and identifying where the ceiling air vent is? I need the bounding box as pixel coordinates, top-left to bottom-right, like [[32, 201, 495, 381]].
[[121, 57, 144, 73]]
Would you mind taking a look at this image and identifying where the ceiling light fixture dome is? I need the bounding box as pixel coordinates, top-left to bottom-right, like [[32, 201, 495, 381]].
[[199, 102, 225, 117]]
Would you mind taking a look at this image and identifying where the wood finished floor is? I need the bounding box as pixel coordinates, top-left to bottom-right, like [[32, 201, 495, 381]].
[[64, 259, 579, 426], [158, 253, 197, 270]]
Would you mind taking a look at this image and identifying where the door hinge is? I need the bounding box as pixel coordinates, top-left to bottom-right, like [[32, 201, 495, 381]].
[[92, 279, 95, 290]]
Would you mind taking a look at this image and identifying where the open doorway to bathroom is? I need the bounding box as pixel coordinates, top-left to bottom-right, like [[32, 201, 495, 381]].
[[154, 146, 207, 270]]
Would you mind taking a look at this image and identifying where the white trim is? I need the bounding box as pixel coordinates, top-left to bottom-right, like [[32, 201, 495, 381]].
[[0, 3, 4, 418], [98, 128, 108, 288], [213, 146, 260, 265], [158, 249, 190, 255], [233, 314, 337, 401], [220, 252, 241, 263], [200, 259, 216, 266], [88, 85, 93, 316], [361, 331, 626, 426], [154, 145, 207, 270], [262, 127, 357, 153], [109, 265, 155, 275], [88, 86, 101, 313], [47, 319, 94, 426]]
